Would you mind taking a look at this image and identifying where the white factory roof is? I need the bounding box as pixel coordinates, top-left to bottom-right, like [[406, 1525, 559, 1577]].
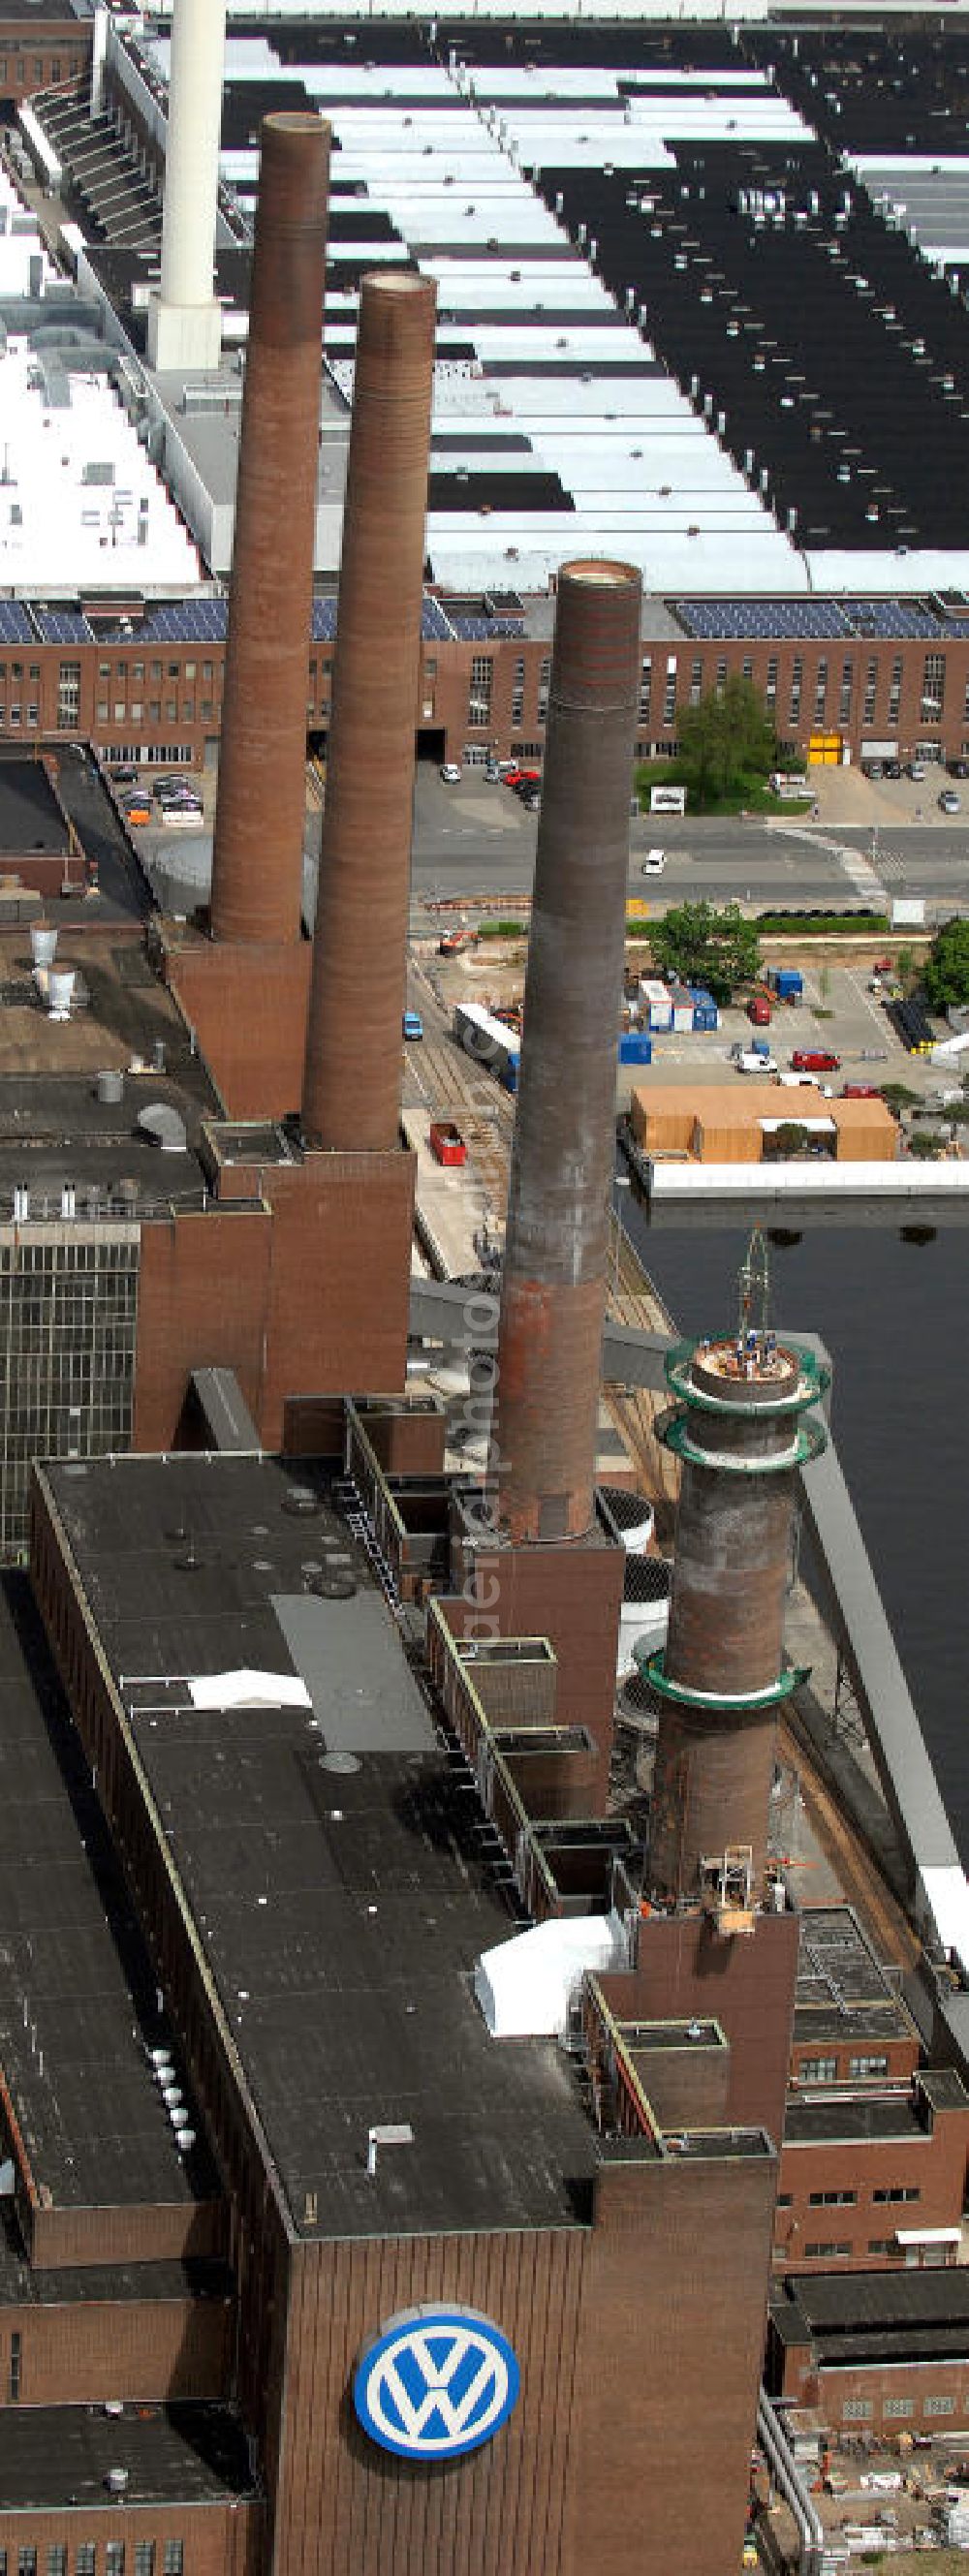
[[143, 28, 809, 595], [0, 337, 202, 596]]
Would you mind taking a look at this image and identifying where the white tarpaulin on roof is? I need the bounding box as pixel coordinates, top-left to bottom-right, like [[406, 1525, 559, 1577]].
[[475, 1913, 627, 2038], [187, 1669, 310, 1711]]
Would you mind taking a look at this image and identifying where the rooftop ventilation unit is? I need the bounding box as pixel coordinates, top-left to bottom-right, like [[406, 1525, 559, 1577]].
[[47, 970, 75, 1022]]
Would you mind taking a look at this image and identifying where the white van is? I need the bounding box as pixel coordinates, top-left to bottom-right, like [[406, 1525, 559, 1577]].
[[641, 848, 666, 876]]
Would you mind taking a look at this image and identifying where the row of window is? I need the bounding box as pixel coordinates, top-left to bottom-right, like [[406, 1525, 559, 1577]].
[[467, 653, 551, 730], [797, 2054, 891, 2083], [779, 2186, 921, 2209], [0, 2551, 181, 2576], [843, 2395, 957, 2421], [801, 2237, 917, 2258], [0, 54, 85, 84]]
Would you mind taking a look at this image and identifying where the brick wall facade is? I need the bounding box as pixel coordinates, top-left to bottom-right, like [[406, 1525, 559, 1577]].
[[12, 621, 969, 774]]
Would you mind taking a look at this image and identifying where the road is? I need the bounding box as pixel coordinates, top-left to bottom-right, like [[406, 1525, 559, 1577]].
[[410, 769, 969, 914]]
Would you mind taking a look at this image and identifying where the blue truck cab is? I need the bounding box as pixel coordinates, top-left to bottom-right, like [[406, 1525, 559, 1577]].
[[402, 1010, 424, 1040]]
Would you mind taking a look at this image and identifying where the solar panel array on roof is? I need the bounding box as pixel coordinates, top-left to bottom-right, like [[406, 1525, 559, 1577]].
[[676, 599, 852, 641], [33, 607, 94, 645], [421, 595, 456, 642], [448, 614, 526, 639], [0, 603, 35, 644], [676, 595, 969, 640], [97, 599, 229, 646]]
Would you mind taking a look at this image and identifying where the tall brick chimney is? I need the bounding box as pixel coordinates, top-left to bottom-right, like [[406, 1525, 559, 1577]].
[[209, 111, 330, 948], [301, 267, 436, 1150], [487, 559, 641, 1544]]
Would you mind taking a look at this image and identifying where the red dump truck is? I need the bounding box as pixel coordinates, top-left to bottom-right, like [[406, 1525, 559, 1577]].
[[429, 1121, 467, 1168]]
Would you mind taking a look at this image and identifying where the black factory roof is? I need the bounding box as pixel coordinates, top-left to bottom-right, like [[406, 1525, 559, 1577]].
[[0, 2211, 232, 2311], [42, 1452, 602, 2243], [772, 2266, 969, 2366], [0, 2404, 255, 2513], [794, 1905, 916, 2047], [784, 2065, 967, 2148], [0, 1575, 215, 2214]]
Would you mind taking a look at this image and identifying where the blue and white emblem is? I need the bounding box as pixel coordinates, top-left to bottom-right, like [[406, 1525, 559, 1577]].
[[354, 2305, 519, 2461]]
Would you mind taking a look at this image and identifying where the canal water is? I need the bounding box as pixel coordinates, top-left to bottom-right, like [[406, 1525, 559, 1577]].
[[622, 1210, 969, 1865]]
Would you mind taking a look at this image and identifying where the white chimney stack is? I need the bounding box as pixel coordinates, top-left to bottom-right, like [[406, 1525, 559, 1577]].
[[147, 0, 228, 374]]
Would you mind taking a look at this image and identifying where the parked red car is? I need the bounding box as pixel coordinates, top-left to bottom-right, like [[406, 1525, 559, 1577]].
[[841, 1083, 881, 1099], [791, 1048, 841, 1072], [747, 997, 772, 1026]]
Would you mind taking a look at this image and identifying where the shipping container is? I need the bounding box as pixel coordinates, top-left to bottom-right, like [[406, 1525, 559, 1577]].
[[774, 969, 803, 1000], [618, 1033, 653, 1066], [429, 1121, 467, 1168]]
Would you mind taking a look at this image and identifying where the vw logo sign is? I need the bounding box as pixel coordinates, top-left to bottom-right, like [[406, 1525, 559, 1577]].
[[354, 2305, 519, 2462]]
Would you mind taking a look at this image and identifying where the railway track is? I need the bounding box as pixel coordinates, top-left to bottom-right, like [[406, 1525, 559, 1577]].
[[778, 1712, 922, 1972], [406, 1038, 515, 1215]]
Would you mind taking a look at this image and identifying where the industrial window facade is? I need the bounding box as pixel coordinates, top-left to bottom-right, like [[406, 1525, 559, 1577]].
[[813, 661, 828, 724], [809, 2188, 857, 2206], [863, 658, 878, 727], [883, 2398, 914, 2419], [839, 659, 854, 726], [511, 657, 525, 725], [804, 2239, 852, 2259], [57, 661, 80, 729], [789, 658, 803, 725], [639, 658, 652, 722], [537, 656, 552, 724], [690, 659, 703, 706], [842, 2399, 873, 2421], [467, 655, 493, 728], [924, 2395, 955, 2416], [798, 2056, 837, 2084], [849, 2054, 889, 2077], [162, 2550, 183, 2576], [873, 2185, 921, 2203], [662, 659, 677, 725], [76, 2552, 96, 2576], [0, 1233, 140, 1559], [766, 656, 778, 711], [10, 2328, 20, 2401], [888, 657, 903, 722], [922, 652, 946, 719]]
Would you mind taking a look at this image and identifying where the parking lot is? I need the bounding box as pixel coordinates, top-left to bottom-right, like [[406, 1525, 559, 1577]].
[[615, 960, 942, 1110]]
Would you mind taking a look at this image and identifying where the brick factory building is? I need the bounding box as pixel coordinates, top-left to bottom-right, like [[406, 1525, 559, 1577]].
[[9, 591, 969, 781]]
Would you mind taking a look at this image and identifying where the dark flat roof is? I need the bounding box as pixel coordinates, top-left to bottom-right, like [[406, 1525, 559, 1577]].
[[775, 2268, 969, 2354], [0, 3, 89, 19], [43, 1454, 602, 2242], [793, 2002, 912, 2046], [0, 2213, 231, 2309], [785, 2095, 926, 2146], [0, 760, 68, 859], [0, 1574, 215, 2213], [0, 2404, 254, 2513]]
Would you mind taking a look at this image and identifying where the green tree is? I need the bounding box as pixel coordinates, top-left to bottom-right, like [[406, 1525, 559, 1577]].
[[675, 675, 777, 806], [649, 900, 761, 1003], [908, 1129, 945, 1159], [922, 916, 969, 1011], [773, 1123, 811, 1158]]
